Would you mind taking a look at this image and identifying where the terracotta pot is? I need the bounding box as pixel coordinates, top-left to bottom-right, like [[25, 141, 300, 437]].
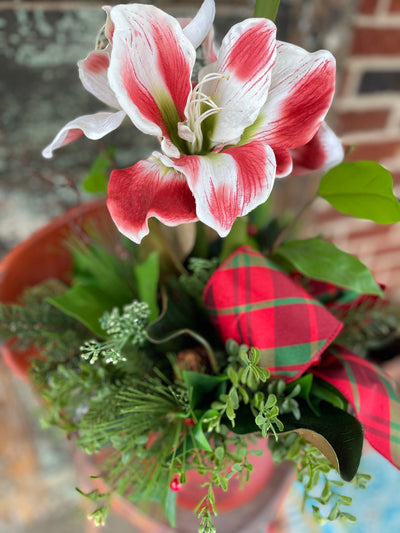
[[0, 200, 294, 531], [0, 199, 114, 378]]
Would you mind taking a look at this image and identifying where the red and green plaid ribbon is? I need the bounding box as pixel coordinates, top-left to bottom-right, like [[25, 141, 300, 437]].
[[203, 245, 400, 469], [204, 245, 343, 381], [312, 347, 400, 468]]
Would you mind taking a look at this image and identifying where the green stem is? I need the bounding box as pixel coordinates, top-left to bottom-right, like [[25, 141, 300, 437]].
[[254, 0, 281, 22], [271, 192, 318, 252]]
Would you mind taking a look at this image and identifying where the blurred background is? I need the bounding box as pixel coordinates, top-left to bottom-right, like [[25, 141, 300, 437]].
[[1, 0, 400, 532]]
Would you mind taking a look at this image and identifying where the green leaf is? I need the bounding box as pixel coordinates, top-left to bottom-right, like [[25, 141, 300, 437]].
[[273, 238, 383, 296], [183, 371, 226, 410], [133, 252, 159, 321], [164, 489, 177, 528], [48, 285, 122, 337], [228, 401, 363, 482], [310, 378, 347, 411], [191, 421, 213, 452], [279, 401, 363, 482], [318, 161, 400, 223], [254, 0, 280, 21], [82, 150, 114, 194]]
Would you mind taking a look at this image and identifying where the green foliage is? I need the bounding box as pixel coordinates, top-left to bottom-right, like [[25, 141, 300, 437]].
[[269, 434, 371, 524], [253, 0, 280, 21], [133, 251, 160, 320], [179, 257, 220, 302], [49, 241, 138, 336], [318, 161, 400, 224], [0, 280, 87, 358], [80, 301, 151, 365], [335, 298, 400, 357], [82, 149, 114, 194], [273, 238, 383, 296]]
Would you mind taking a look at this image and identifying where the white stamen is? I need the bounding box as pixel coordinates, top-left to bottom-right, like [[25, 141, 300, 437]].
[[183, 72, 243, 153]]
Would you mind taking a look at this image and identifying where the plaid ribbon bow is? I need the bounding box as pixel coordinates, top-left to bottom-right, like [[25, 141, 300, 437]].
[[203, 245, 400, 469]]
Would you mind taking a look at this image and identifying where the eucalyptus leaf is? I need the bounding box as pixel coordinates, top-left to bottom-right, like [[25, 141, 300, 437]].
[[273, 238, 383, 296], [318, 161, 400, 223]]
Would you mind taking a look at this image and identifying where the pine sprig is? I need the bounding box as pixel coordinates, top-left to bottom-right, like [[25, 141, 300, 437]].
[[334, 298, 400, 356], [0, 280, 87, 359]]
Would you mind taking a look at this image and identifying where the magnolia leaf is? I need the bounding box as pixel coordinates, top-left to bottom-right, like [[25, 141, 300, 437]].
[[228, 401, 363, 481], [133, 251, 159, 321], [318, 161, 400, 223], [146, 285, 218, 371], [273, 238, 383, 296], [279, 401, 363, 482]]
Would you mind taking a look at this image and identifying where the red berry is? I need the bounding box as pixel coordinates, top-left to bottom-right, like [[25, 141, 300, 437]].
[[169, 474, 182, 492], [183, 418, 195, 426]]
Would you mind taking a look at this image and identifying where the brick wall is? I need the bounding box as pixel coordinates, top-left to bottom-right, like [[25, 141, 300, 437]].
[[311, 0, 400, 298]]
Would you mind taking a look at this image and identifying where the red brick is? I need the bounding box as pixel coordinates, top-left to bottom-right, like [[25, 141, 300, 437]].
[[337, 109, 390, 134], [359, 0, 379, 14], [390, 0, 400, 13], [347, 140, 400, 162], [352, 28, 400, 55]]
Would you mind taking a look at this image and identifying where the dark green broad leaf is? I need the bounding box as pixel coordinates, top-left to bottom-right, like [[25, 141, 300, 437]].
[[82, 150, 114, 194], [133, 251, 159, 321], [318, 161, 400, 223], [183, 371, 227, 410], [146, 283, 219, 372], [228, 401, 363, 482], [273, 238, 383, 296]]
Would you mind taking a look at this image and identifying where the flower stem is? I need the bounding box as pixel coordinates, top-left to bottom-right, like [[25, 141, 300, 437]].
[[271, 192, 318, 252], [254, 0, 281, 22]]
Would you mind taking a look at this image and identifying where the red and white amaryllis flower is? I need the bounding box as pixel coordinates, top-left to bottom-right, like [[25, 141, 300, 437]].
[[43, 0, 343, 243]]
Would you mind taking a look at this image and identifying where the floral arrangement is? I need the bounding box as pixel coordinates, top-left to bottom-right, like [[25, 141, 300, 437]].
[[1, 1, 400, 532]]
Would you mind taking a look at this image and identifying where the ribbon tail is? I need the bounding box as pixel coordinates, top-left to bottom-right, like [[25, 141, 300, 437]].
[[312, 346, 400, 469]]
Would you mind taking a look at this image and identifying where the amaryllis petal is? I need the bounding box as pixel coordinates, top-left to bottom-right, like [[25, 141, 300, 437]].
[[78, 50, 120, 109], [182, 0, 215, 49], [290, 122, 344, 175], [178, 17, 218, 64], [199, 18, 277, 146], [251, 41, 336, 150], [175, 142, 276, 237], [274, 148, 293, 178], [42, 110, 126, 159], [107, 155, 197, 244], [108, 4, 195, 152]]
